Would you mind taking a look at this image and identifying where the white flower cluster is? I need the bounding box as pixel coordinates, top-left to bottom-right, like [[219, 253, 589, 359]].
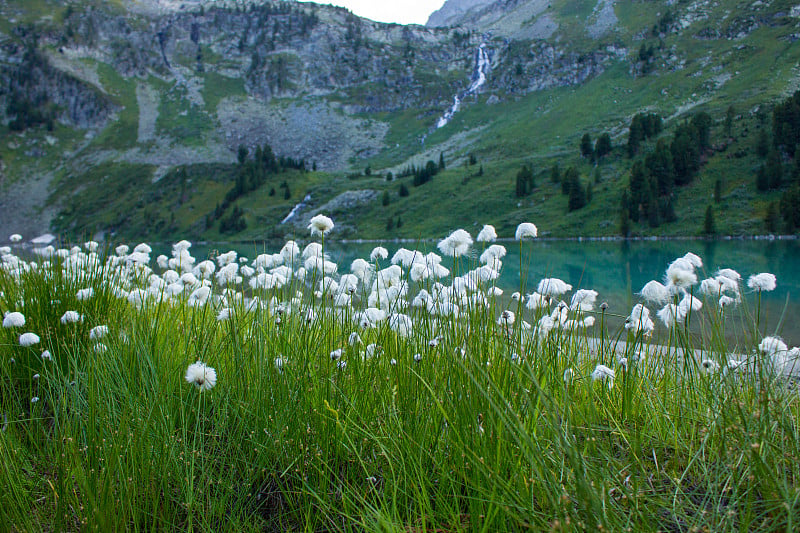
[[1, 215, 790, 390]]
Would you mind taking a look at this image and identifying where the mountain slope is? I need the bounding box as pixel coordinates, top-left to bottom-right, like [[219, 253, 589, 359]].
[[1, 0, 800, 241]]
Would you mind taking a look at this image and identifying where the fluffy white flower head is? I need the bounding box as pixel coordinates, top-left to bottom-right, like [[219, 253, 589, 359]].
[[9, 233, 22, 243], [3, 311, 25, 328], [370, 246, 388, 261], [19, 332, 40, 347], [537, 278, 572, 297], [185, 361, 217, 391], [515, 222, 538, 240], [665, 258, 697, 291], [437, 229, 473, 257], [591, 364, 615, 389], [90, 325, 109, 340], [748, 273, 776, 292], [759, 336, 787, 356], [76, 288, 94, 301], [308, 214, 334, 237], [476, 224, 497, 242], [61, 311, 83, 324], [639, 280, 669, 305]]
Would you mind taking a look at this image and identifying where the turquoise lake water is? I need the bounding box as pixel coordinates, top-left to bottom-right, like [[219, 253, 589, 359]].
[[183, 238, 800, 345]]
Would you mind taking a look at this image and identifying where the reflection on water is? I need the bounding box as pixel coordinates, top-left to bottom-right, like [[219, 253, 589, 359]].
[[186, 238, 800, 345]]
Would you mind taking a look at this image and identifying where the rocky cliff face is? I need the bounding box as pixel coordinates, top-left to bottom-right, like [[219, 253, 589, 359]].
[[0, 1, 484, 170], [0, 32, 117, 131], [1, 0, 797, 240], [427, 0, 497, 28]]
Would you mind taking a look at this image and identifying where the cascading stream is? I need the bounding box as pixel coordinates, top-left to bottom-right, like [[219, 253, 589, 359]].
[[436, 44, 490, 129]]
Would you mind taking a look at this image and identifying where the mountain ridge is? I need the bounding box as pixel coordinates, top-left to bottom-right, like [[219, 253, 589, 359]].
[[1, 0, 799, 241]]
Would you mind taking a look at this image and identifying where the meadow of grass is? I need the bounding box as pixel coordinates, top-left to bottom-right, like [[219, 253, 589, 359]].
[[1, 219, 799, 531]]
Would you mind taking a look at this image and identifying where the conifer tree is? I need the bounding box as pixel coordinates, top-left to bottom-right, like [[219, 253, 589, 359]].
[[580, 133, 593, 158], [703, 205, 715, 235]]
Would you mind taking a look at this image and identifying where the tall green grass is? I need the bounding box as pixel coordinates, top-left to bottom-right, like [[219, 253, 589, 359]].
[[0, 231, 798, 531]]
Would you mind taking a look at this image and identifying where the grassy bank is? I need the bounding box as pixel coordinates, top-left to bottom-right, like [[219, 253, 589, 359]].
[[1, 221, 799, 531]]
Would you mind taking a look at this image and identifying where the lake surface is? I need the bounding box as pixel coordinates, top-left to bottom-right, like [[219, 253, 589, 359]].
[[179, 238, 800, 345]]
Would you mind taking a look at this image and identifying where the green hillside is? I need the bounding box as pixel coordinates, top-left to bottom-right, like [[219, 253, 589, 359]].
[[1, 0, 799, 241]]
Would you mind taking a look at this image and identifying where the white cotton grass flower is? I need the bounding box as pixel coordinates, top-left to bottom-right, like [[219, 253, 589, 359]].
[[60, 311, 83, 324], [570, 289, 598, 312], [437, 229, 473, 257], [348, 332, 362, 346], [84, 240, 99, 252], [274, 357, 285, 373], [525, 292, 548, 310], [476, 224, 497, 242], [308, 214, 334, 237], [657, 303, 679, 328], [759, 336, 788, 357], [747, 273, 776, 292], [715, 275, 740, 296], [682, 252, 703, 269], [185, 361, 217, 392], [535, 315, 556, 338], [133, 243, 152, 254], [370, 246, 388, 261], [3, 311, 25, 328], [639, 280, 669, 305], [699, 278, 722, 296], [330, 349, 343, 361], [303, 242, 323, 260], [19, 332, 40, 347], [188, 286, 211, 307], [479, 244, 506, 264], [625, 304, 654, 336], [665, 258, 697, 292], [563, 368, 574, 386], [76, 287, 94, 301], [678, 293, 702, 317], [216, 250, 238, 267], [515, 222, 538, 240], [41, 350, 52, 361], [351, 258, 373, 284], [9, 233, 22, 243], [365, 344, 382, 359], [758, 336, 795, 372], [719, 295, 739, 309], [497, 310, 515, 326], [591, 364, 615, 389], [715, 268, 741, 282], [537, 278, 572, 297], [391, 247, 419, 268], [89, 325, 108, 340]]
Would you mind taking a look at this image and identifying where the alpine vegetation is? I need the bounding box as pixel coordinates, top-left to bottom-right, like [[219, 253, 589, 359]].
[[1, 216, 798, 531]]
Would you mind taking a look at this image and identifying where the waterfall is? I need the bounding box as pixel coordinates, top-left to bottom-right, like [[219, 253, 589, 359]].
[[281, 194, 311, 224], [435, 44, 490, 129]]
